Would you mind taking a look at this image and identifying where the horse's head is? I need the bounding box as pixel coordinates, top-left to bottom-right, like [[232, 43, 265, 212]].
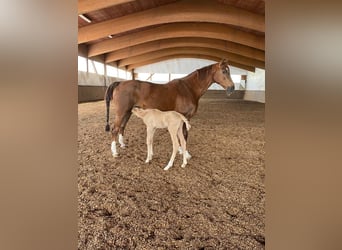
[[213, 59, 235, 96]]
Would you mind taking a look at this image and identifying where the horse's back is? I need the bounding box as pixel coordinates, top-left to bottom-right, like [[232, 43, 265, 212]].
[[113, 79, 196, 117]]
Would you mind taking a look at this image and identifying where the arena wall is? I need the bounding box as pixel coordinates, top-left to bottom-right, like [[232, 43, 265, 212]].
[[78, 69, 265, 103]]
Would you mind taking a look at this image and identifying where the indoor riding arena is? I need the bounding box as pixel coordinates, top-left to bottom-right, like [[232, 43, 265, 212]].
[[78, 0, 265, 249]]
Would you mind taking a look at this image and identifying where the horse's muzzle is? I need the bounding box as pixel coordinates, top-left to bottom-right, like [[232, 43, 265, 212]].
[[226, 85, 235, 96]]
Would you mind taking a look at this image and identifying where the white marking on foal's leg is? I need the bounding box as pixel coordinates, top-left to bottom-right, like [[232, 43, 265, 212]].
[[164, 162, 173, 171], [118, 134, 126, 148], [111, 141, 118, 157]]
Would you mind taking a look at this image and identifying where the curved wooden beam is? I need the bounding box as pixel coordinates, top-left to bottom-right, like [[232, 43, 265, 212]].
[[105, 37, 265, 63], [126, 55, 255, 72], [88, 23, 265, 57], [78, 0, 264, 43], [78, 0, 135, 15], [118, 47, 265, 69]]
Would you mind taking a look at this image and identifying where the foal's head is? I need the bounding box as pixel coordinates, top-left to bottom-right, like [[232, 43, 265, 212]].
[[131, 107, 145, 118], [213, 59, 235, 95]]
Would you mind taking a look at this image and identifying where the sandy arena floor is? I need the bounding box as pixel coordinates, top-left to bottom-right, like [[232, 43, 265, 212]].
[[78, 94, 265, 249]]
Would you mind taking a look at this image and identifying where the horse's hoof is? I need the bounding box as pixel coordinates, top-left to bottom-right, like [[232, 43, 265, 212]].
[[112, 153, 119, 158], [120, 144, 126, 148], [185, 152, 192, 160], [164, 165, 172, 171], [181, 164, 186, 168]]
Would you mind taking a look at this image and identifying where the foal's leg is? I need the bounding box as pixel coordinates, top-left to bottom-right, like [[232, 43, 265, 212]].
[[164, 126, 180, 171], [149, 128, 155, 160], [178, 126, 188, 168], [118, 111, 132, 148], [145, 126, 155, 163]]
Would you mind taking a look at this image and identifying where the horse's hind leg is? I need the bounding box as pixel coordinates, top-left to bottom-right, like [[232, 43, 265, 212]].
[[181, 123, 192, 160], [178, 127, 188, 168], [111, 115, 124, 157], [111, 126, 119, 157], [118, 112, 132, 148]]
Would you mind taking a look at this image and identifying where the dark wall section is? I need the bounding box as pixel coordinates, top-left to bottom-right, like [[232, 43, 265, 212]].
[[78, 86, 107, 103]]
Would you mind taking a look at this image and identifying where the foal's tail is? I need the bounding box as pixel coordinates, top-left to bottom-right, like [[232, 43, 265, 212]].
[[180, 115, 191, 131], [105, 81, 121, 132]]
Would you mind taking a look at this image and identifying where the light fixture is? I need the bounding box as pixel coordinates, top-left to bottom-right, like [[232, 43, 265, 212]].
[[79, 14, 91, 23]]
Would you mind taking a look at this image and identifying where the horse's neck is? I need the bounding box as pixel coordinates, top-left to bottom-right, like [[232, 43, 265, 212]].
[[183, 66, 214, 99]]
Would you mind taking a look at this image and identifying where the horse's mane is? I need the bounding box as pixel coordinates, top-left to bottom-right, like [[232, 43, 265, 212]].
[[197, 64, 215, 82], [175, 63, 215, 83]]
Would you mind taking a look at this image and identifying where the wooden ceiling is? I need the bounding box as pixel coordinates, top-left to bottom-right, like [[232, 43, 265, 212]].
[[78, 0, 265, 72]]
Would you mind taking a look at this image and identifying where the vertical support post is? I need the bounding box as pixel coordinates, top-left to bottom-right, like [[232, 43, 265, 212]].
[[131, 68, 135, 80], [91, 60, 97, 74], [86, 57, 89, 72], [116, 61, 119, 77], [241, 75, 247, 89], [104, 61, 107, 87]]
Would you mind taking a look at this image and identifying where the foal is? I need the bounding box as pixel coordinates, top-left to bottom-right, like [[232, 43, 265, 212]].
[[131, 107, 191, 171]]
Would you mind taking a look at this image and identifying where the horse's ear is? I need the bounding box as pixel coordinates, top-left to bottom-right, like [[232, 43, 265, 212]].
[[219, 59, 229, 68]]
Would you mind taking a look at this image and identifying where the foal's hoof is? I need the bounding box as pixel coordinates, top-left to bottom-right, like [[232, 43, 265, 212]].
[[120, 144, 126, 148], [112, 153, 119, 158], [181, 164, 187, 168], [163, 165, 172, 171]]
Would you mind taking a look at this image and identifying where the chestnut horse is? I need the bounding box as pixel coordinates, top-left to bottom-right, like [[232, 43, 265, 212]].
[[105, 59, 235, 157]]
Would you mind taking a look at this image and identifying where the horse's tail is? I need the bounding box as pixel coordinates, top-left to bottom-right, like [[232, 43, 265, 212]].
[[180, 115, 191, 131], [105, 81, 121, 132]]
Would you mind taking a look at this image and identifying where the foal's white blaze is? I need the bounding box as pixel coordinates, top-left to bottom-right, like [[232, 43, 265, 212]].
[[111, 141, 118, 157], [118, 134, 125, 148]]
